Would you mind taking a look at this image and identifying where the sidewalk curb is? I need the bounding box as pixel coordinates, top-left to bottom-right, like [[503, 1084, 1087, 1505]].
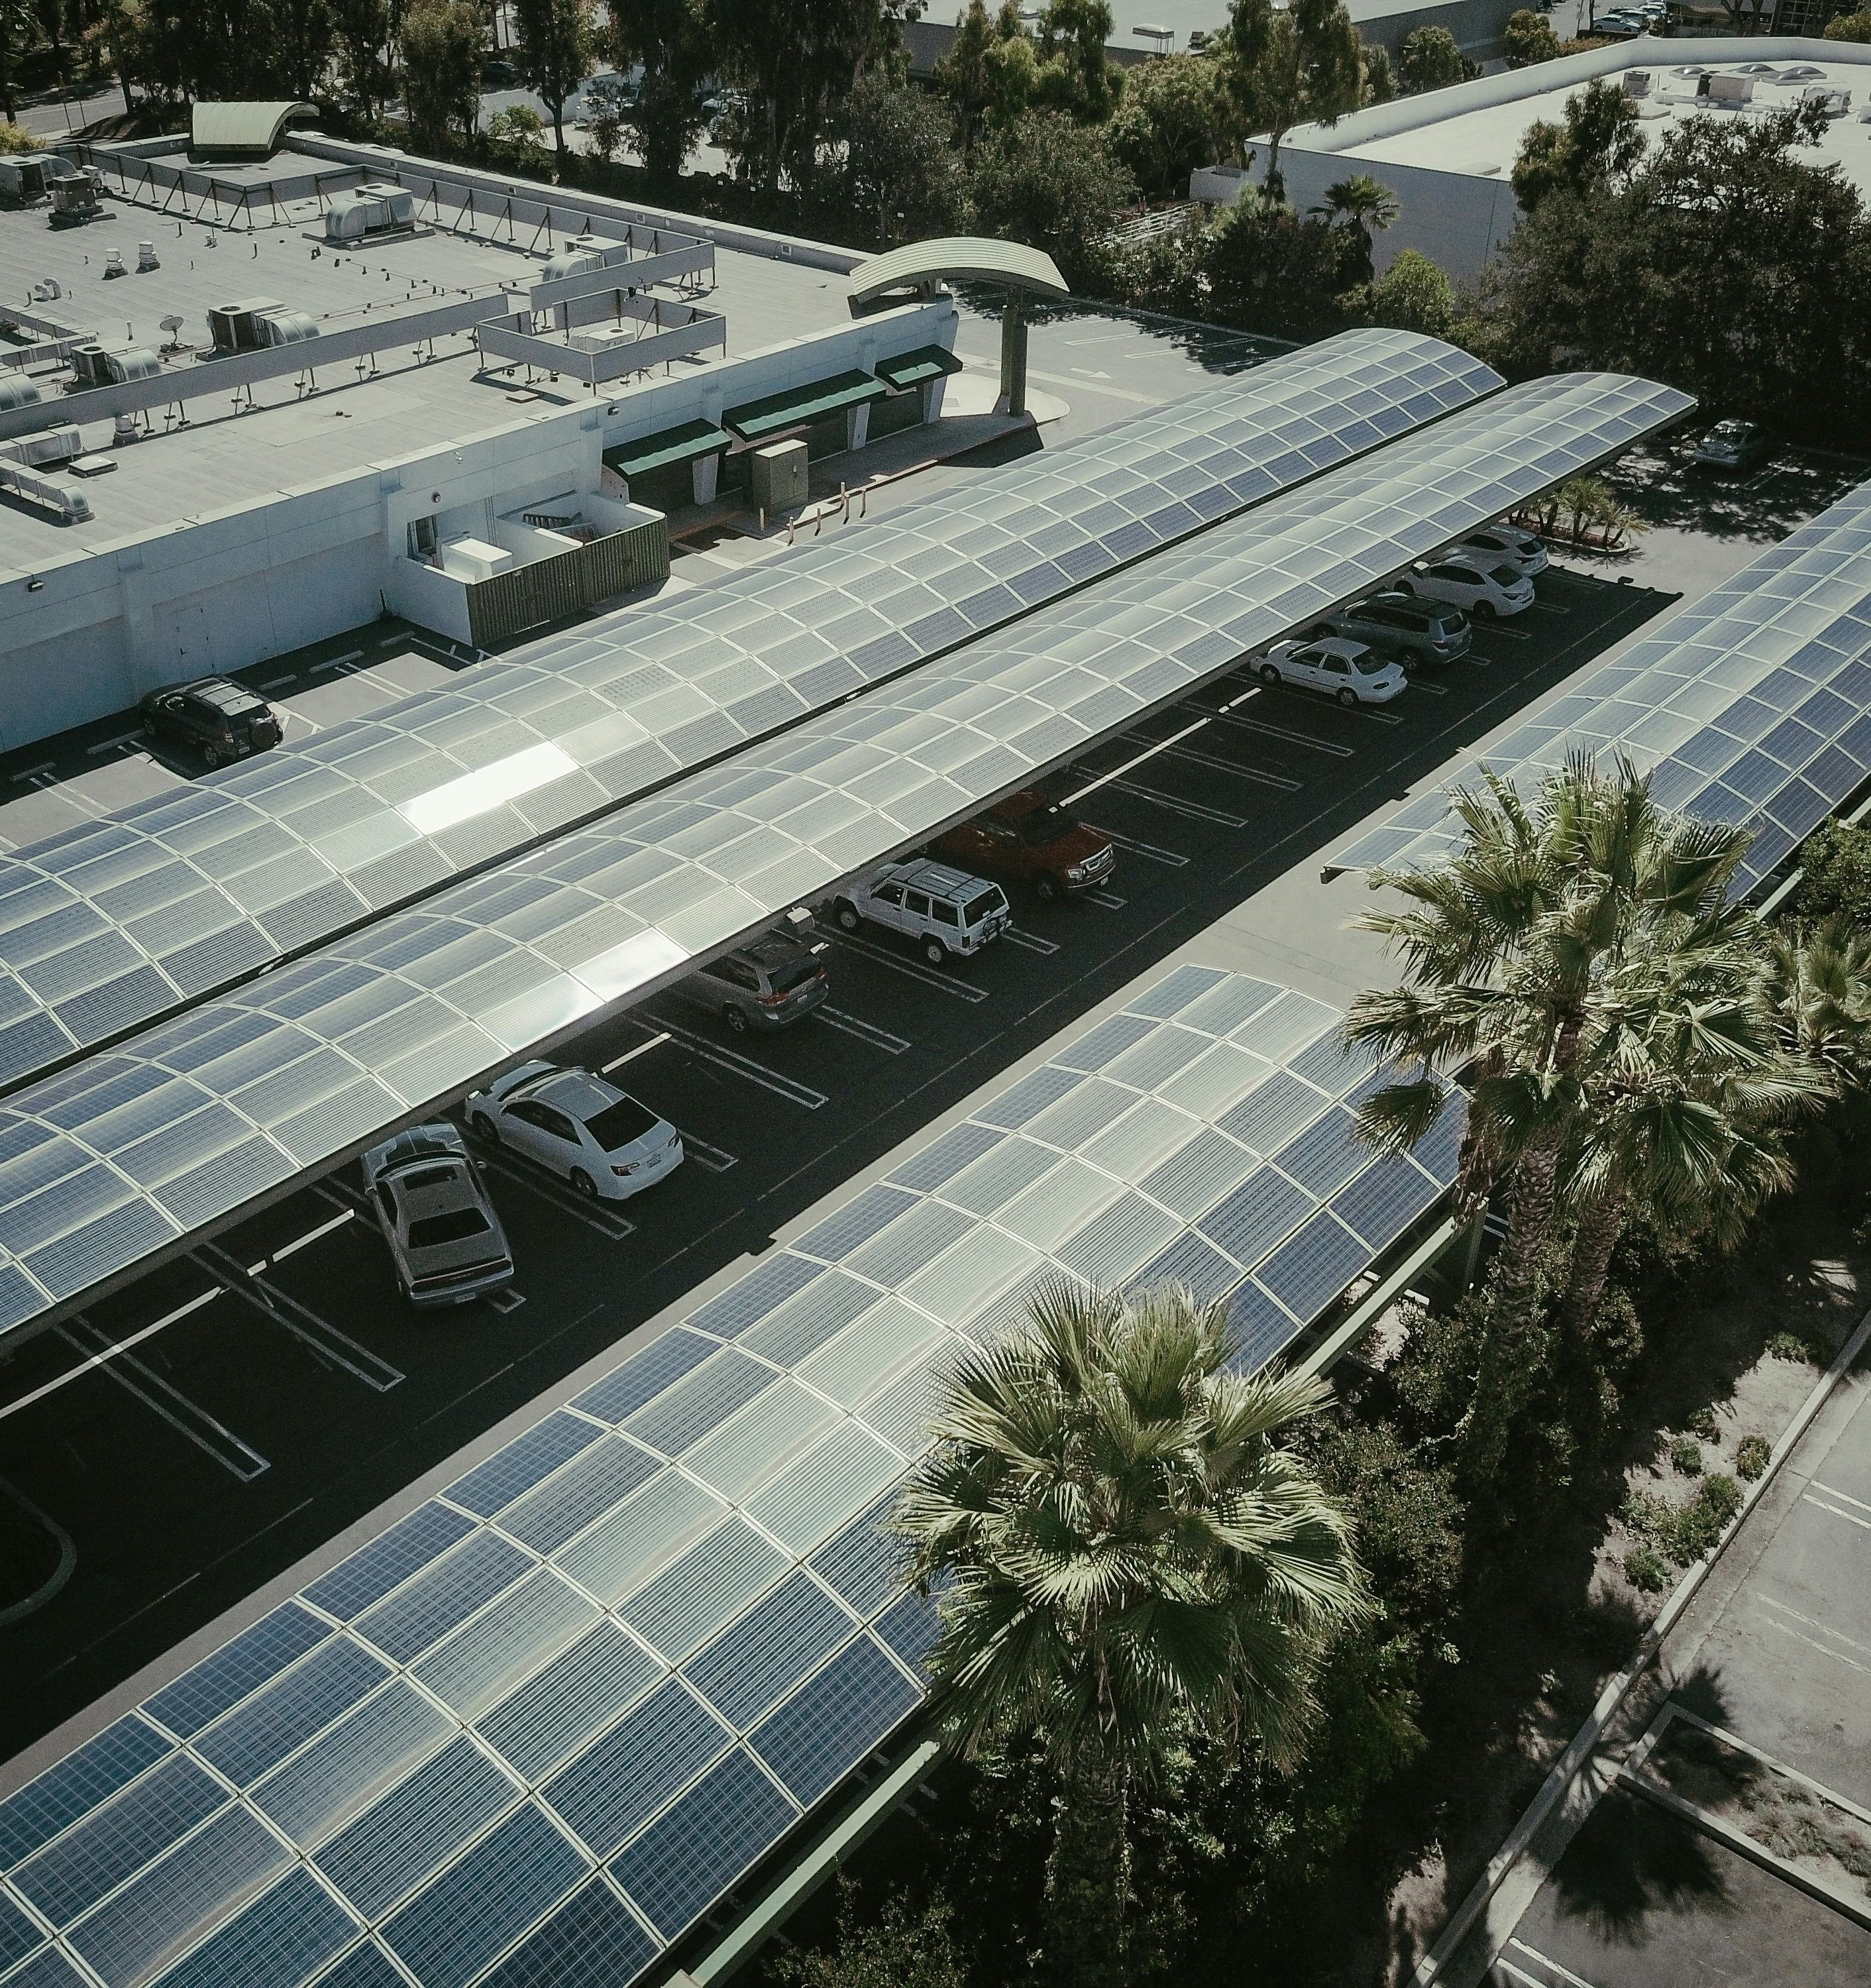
[[1409, 1302, 1871, 1987]]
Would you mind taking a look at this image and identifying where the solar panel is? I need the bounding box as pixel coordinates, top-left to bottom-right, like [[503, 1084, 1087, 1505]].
[[0, 333, 1500, 1098], [1333, 478, 1871, 893], [0, 977, 1464, 1987]]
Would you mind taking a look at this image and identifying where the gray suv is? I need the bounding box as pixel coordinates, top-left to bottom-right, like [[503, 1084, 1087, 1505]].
[[1307, 592, 1471, 666], [675, 927, 829, 1034]]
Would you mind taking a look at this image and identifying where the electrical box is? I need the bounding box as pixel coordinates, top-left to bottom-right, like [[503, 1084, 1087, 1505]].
[[750, 440, 808, 512]]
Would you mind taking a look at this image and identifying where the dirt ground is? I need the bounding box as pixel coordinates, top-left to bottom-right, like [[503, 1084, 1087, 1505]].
[[1276, 1182, 1869, 1987]]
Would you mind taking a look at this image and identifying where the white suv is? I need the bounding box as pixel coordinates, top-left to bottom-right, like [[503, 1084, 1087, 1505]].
[[466, 1062, 683, 1201], [833, 859, 1010, 966], [1397, 557, 1535, 620], [1450, 525, 1547, 578], [1256, 636, 1407, 706]]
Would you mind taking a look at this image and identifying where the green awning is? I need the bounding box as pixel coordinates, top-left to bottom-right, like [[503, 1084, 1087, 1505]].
[[604, 417, 731, 479], [875, 345, 963, 391], [722, 370, 890, 443]]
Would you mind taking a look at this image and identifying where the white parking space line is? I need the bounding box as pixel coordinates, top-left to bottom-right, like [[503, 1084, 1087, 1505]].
[[604, 1032, 670, 1073], [196, 1244, 404, 1391], [1104, 778, 1250, 827], [1062, 716, 1208, 806], [1507, 1939, 1601, 1988], [1529, 600, 1571, 616], [1759, 1593, 1871, 1660], [1477, 623, 1532, 642], [816, 1007, 911, 1054], [822, 930, 992, 1002], [1358, 707, 1405, 727], [1003, 928, 1060, 956], [1492, 1963, 1547, 1988], [0, 1288, 221, 1425], [84, 731, 142, 756], [1813, 1480, 1871, 1516], [60, 1317, 268, 1481], [467, 1144, 639, 1239], [1408, 676, 1449, 696], [1206, 710, 1353, 757], [485, 1288, 528, 1313], [637, 1013, 829, 1108], [1804, 1491, 1871, 1532], [1149, 738, 1301, 791], [672, 1131, 737, 1172], [247, 1208, 354, 1274], [1084, 825, 1187, 867], [1760, 1612, 1868, 1674], [1086, 889, 1126, 910]]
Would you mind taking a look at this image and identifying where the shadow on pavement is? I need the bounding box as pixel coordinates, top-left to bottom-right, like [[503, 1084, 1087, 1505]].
[[1609, 441, 1870, 547], [1551, 1784, 1734, 1946]]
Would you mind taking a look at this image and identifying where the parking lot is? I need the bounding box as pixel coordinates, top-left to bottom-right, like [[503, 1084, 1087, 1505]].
[[0, 563, 1673, 1760]]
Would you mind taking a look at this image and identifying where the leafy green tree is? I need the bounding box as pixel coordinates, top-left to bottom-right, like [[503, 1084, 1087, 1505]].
[[839, 68, 965, 245], [1361, 40, 1395, 104], [897, 1280, 1367, 1987], [1310, 168, 1396, 280], [400, 0, 483, 151], [1796, 820, 1871, 928], [1366, 245, 1456, 337], [1503, 5, 1559, 66], [270, 0, 334, 97], [330, 0, 390, 121], [1108, 50, 1227, 199], [967, 105, 1134, 282], [1509, 76, 1640, 211], [706, 0, 894, 196], [486, 99, 551, 168], [1204, 195, 1362, 339], [1399, 24, 1473, 92], [1824, 6, 1871, 36], [1346, 757, 1776, 1476], [610, 0, 712, 185], [511, 0, 591, 164], [1766, 915, 1871, 1094], [774, 1885, 967, 1988], [0, 0, 28, 120], [983, 20, 1038, 128], [935, 0, 998, 151], [1220, 0, 1361, 201], [1033, 0, 1122, 123]]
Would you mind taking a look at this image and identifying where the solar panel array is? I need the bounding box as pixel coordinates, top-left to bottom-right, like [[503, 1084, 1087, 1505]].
[[0, 368, 1689, 1343], [0, 332, 1500, 1096], [1334, 478, 1871, 893], [0, 964, 1457, 1988]]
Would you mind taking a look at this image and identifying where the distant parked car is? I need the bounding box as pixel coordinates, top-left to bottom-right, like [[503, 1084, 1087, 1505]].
[[362, 1125, 513, 1307], [1691, 419, 1768, 471], [674, 926, 829, 1034], [1255, 637, 1407, 706], [1396, 557, 1535, 620], [1450, 524, 1548, 579], [139, 677, 282, 766], [1308, 592, 1472, 667], [833, 859, 1010, 966], [466, 1062, 682, 1201], [929, 791, 1116, 902], [480, 56, 517, 87]]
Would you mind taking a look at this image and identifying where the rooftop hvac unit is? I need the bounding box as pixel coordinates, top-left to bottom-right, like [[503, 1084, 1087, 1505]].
[[1700, 74, 1752, 104], [5, 427, 83, 469], [205, 296, 288, 353], [541, 236, 606, 282], [0, 154, 58, 205], [48, 173, 102, 225], [70, 341, 161, 387], [254, 308, 319, 347], [323, 181, 415, 243], [1623, 70, 1651, 97], [0, 374, 43, 414]]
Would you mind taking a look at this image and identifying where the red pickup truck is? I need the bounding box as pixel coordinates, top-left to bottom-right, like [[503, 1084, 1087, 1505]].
[[930, 790, 1116, 901]]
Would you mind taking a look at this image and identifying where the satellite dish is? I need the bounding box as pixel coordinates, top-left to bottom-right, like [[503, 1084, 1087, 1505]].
[[159, 313, 186, 351]]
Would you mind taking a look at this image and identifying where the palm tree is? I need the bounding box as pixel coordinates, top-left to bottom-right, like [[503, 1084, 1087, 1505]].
[[895, 1279, 1367, 1986], [1346, 755, 1768, 1475], [1765, 914, 1871, 1091], [1312, 171, 1400, 279]]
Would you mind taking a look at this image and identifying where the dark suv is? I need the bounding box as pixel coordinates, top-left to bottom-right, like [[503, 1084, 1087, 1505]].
[[1307, 592, 1471, 666], [674, 927, 830, 1034], [929, 790, 1116, 901], [140, 677, 283, 766]]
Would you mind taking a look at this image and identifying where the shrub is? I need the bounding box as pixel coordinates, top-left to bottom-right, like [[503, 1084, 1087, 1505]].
[[1621, 1488, 1668, 1539], [1795, 820, 1871, 927], [1624, 1545, 1670, 1593], [1766, 1329, 1828, 1364], [774, 1885, 967, 1988], [1736, 1434, 1772, 1481], [1687, 1404, 1720, 1443], [1701, 1472, 1743, 1527], [1656, 1475, 1743, 1565], [1670, 1435, 1703, 1476]]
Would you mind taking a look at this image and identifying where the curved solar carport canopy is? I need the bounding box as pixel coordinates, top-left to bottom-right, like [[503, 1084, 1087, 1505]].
[[1334, 478, 1871, 896], [847, 237, 1070, 307], [0, 331, 1500, 1099], [0, 966, 1457, 1988], [0, 368, 1687, 1343]]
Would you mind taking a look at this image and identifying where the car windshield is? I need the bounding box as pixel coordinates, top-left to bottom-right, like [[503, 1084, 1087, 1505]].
[[408, 1207, 492, 1248], [767, 954, 823, 995], [963, 887, 1008, 924], [1711, 421, 1746, 441], [1490, 565, 1523, 588], [1354, 654, 1390, 675], [586, 1096, 659, 1149], [1015, 806, 1072, 846]]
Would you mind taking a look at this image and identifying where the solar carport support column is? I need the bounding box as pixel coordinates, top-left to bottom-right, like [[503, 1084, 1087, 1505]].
[[0, 368, 1689, 1347], [0, 969, 1460, 1988], [0, 331, 1503, 1103]]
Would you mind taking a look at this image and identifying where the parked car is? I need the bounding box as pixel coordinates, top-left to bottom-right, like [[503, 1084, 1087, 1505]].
[[833, 859, 1010, 966], [1306, 592, 1471, 667], [361, 1124, 513, 1307], [139, 677, 282, 766], [480, 56, 517, 87], [466, 1062, 682, 1201], [1395, 557, 1535, 620], [674, 925, 829, 1034], [1691, 418, 1768, 471], [1450, 524, 1548, 579], [928, 791, 1116, 902], [1255, 636, 1407, 706]]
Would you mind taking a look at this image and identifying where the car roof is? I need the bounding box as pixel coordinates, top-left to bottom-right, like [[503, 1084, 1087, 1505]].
[[988, 789, 1051, 821], [1302, 637, 1376, 662], [364, 1123, 469, 1173], [527, 1069, 620, 1119], [738, 930, 814, 969], [886, 858, 987, 897], [183, 677, 266, 710]]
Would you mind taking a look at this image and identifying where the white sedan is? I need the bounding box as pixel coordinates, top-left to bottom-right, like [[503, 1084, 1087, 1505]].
[[1397, 557, 1535, 620], [1256, 636, 1407, 706], [466, 1061, 683, 1202], [1450, 525, 1548, 579]]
